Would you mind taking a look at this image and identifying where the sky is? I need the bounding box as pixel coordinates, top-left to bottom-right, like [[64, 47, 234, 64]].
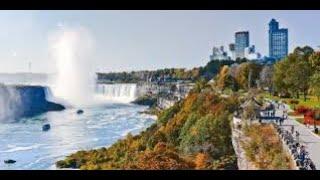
[[1, 10, 320, 73]]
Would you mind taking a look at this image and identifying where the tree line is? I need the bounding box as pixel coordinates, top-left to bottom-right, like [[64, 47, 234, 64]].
[[215, 46, 320, 102], [97, 59, 249, 83]]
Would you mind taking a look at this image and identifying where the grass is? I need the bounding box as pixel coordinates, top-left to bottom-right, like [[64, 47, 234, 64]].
[[295, 118, 304, 124], [261, 92, 320, 109]]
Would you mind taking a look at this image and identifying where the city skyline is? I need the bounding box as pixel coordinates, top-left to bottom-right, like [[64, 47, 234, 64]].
[[269, 18, 288, 60], [1, 10, 320, 73]]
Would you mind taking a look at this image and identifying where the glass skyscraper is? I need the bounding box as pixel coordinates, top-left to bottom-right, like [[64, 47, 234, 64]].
[[269, 19, 288, 60], [235, 31, 249, 59]]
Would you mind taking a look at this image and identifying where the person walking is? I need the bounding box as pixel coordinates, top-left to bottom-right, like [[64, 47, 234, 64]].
[[283, 110, 288, 119], [291, 125, 295, 134], [296, 131, 300, 144]]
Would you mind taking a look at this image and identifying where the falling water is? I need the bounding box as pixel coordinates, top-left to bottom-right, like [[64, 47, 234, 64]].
[[96, 83, 137, 103]]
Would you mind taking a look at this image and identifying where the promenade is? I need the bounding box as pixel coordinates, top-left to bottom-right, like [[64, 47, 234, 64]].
[[274, 102, 320, 169]]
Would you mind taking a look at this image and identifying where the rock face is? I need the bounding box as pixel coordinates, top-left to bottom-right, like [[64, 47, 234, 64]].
[[42, 124, 51, 131], [76, 109, 84, 115], [0, 84, 65, 122], [4, 159, 16, 164], [15, 85, 65, 117], [131, 95, 157, 107]]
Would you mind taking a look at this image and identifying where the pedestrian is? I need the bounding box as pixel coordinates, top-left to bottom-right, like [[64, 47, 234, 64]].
[[296, 131, 300, 143], [291, 125, 294, 134], [300, 145, 306, 162], [283, 110, 287, 119]]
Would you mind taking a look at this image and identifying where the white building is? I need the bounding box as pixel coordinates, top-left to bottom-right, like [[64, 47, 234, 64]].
[[244, 45, 262, 60], [209, 46, 231, 61]]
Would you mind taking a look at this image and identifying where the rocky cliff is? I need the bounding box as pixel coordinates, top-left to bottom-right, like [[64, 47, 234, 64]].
[[0, 84, 65, 122]]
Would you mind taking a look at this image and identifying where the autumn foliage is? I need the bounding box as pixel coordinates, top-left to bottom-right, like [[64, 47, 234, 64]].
[[242, 124, 294, 169], [56, 82, 238, 170]]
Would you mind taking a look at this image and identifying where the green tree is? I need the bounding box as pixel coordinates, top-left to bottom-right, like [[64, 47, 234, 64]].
[[259, 65, 274, 94], [273, 46, 313, 100], [235, 62, 262, 90], [310, 73, 320, 101], [309, 52, 320, 72]]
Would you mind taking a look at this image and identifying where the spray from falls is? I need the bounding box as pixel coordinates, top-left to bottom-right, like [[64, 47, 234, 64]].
[[49, 26, 96, 107]]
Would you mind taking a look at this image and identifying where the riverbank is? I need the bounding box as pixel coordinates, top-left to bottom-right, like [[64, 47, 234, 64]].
[[56, 83, 238, 170]]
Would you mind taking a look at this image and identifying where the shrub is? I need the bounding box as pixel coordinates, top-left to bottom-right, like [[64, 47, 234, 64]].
[[242, 124, 293, 169], [289, 99, 299, 105], [314, 109, 320, 120], [295, 105, 311, 115], [194, 153, 211, 169]]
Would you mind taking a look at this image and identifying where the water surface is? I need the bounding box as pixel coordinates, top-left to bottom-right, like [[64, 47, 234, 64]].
[[0, 103, 155, 170]]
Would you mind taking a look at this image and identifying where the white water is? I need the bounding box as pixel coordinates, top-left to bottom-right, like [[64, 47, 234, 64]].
[[0, 103, 156, 170], [48, 26, 96, 107], [0, 84, 21, 122], [96, 84, 137, 103]]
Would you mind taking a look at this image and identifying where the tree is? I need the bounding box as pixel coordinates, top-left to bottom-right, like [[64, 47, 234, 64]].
[[309, 51, 320, 71], [310, 51, 320, 101], [310, 73, 320, 101], [259, 65, 274, 94], [273, 47, 313, 100], [216, 65, 233, 91], [273, 58, 290, 96], [295, 60, 313, 101], [293, 46, 314, 58], [242, 100, 258, 124], [235, 62, 262, 90]]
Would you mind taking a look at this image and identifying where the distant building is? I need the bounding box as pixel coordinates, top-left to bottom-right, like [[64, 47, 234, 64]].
[[235, 31, 249, 59], [269, 19, 288, 60], [244, 45, 262, 60], [209, 46, 230, 61], [229, 43, 236, 60]]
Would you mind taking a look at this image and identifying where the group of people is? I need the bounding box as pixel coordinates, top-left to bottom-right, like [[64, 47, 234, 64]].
[[278, 125, 316, 170], [291, 125, 300, 143]]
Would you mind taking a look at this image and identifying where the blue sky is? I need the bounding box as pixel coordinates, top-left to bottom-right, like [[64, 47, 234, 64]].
[[1, 10, 320, 73]]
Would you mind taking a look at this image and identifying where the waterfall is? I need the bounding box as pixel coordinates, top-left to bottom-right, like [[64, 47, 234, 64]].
[[0, 84, 21, 122], [96, 83, 137, 103]]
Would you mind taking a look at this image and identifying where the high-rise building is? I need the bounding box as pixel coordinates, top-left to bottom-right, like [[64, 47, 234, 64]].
[[235, 31, 249, 59], [269, 19, 288, 60]]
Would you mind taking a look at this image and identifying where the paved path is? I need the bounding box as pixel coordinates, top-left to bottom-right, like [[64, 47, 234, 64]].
[[271, 101, 320, 169]]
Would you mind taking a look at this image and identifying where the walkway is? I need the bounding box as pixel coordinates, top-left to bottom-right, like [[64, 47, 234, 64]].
[[272, 101, 320, 169]]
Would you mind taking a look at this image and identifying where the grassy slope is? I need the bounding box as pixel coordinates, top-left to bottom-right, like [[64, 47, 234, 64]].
[[56, 86, 239, 170]]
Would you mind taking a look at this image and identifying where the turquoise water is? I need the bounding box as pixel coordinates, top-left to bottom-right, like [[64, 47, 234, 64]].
[[0, 103, 155, 170]]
